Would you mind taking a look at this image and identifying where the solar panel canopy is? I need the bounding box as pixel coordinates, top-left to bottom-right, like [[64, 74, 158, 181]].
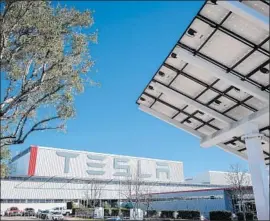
[[137, 0, 270, 165]]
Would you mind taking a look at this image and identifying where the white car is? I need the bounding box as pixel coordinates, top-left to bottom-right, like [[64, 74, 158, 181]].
[[45, 211, 64, 220], [36, 209, 42, 218], [200, 215, 209, 221], [106, 217, 122, 221], [1, 210, 4, 216], [50, 207, 72, 216]]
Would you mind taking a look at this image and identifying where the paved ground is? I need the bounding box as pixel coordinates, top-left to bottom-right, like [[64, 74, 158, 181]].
[[1, 217, 37, 220], [1, 216, 40, 220], [0, 217, 191, 221], [0, 216, 85, 220]]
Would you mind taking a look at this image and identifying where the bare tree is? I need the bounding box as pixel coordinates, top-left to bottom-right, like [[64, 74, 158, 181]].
[[226, 164, 251, 221], [141, 186, 154, 218], [84, 179, 108, 209], [121, 172, 157, 219], [121, 172, 145, 219]]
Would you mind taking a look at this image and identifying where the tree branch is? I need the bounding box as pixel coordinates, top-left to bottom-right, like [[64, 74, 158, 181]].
[[1, 79, 65, 118], [21, 59, 33, 92], [1, 80, 13, 104], [16, 116, 60, 144], [16, 84, 65, 135]]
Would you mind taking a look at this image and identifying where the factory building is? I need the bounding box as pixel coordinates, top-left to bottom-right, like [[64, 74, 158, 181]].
[[1, 145, 230, 212]]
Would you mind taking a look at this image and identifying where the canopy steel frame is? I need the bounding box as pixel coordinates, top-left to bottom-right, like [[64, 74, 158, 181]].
[[177, 43, 270, 94], [136, 0, 269, 219], [200, 107, 269, 147], [139, 104, 247, 160], [163, 63, 257, 112], [216, 0, 269, 31], [242, 123, 269, 220], [196, 14, 269, 57]]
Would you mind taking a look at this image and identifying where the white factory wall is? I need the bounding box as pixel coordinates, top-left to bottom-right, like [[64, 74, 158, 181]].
[[185, 171, 211, 184], [12, 146, 184, 183], [209, 171, 252, 185], [185, 171, 252, 186], [209, 171, 231, 185], [1, 179, 217, 200], [4, 146, 232, 212]]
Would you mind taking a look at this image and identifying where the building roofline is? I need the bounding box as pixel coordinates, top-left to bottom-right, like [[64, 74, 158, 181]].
[[11, 145, 183, 164], [3, 175, 228, 189], [10, 146, 32, 163], [147, 186, 253, 196]]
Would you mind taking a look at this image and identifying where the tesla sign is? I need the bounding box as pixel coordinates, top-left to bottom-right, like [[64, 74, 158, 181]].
[[56, 151, 170, 179]]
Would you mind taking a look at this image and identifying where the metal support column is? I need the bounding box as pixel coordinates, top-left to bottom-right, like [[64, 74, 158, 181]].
[[242, 123, 269, 220]]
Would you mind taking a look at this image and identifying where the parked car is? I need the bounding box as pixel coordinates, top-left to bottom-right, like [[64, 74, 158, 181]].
[[106, 216, 122, 221], [23, 208, 35, 216], [5, 207, 22, 216], [200, 215, 209, 221], [1, 210, 4, 216], [44, 211, 64, 220], [40, 210, 50, 219], [232, 213, 237, 221], [36, 209, 43, 218], [50, 207, 72, 216]]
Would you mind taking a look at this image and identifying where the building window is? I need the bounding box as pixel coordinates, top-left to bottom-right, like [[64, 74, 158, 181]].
[[54, 199, 63, 203]]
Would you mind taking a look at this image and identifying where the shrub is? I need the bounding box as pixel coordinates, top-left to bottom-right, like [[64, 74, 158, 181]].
[[177, 210, 200, 219], [71, 208, 76, 215], [146, 210, 157, 218], [121, 208, 130, 217], [237, 212, 244, 221], [104, 208, 111, 216], [111, 208, 120, 216], [111, 210, 119, 216], [237, 212, 254, 221], [161, 211, 174, 218], [209, 210, 232, 220], [74, 208, 94, 218], [246, 212, 254, 220]]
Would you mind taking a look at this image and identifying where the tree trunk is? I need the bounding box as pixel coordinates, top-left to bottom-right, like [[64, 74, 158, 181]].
[[240, 196, 246, 221]]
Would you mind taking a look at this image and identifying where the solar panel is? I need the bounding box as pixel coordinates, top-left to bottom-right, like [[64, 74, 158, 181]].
[[137, 0, 270, 165]]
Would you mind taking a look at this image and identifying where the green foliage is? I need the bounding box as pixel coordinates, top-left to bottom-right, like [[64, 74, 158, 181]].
[[0, 145, 10, 177], [209, 210, 232, 220], [121, 209, 130, 217], [104, 208, 111, 216], [73, 208, 94, 218], [104, 207, 129, 217], [0, 0, 98, 148], [111, 208, 120, 216], [123, 202, 134, 209], [177, 210, 200, 219]]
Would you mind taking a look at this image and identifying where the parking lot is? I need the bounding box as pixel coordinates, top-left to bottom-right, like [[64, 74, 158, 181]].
[[1, 217, 37, 220], [0, 216, 84, 220]]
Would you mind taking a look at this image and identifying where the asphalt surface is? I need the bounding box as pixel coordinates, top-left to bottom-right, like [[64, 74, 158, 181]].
[[1, 217, 38, 220], [0, 216, 84, 220]]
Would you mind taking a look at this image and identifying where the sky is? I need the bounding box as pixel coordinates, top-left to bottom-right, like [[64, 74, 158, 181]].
[[9, 1, 248, 178]]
